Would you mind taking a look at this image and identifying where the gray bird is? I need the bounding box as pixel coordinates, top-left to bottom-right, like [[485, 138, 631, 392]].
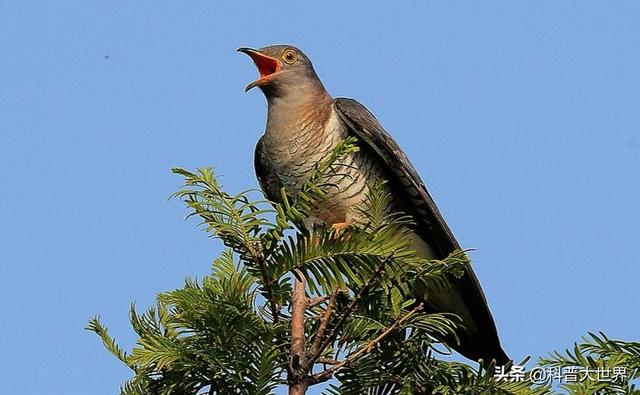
[[239, 44, 509, 366]]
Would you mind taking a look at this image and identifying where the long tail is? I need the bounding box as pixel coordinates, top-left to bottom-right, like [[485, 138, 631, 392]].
[[409, 233, 510, 366]]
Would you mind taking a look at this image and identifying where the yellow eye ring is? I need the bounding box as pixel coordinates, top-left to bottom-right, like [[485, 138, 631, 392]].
[[282, 49, 298, 64]]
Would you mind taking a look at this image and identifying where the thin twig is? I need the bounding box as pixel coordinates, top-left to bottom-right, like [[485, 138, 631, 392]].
[[253, 253, 280, 324], [311, 303, 424, 384], [316, 357, 342, 366], [303, 252, 394, 371], [308, 295, 331, 308], [252, 251, 292, 374], [308, 288, 340, 358]]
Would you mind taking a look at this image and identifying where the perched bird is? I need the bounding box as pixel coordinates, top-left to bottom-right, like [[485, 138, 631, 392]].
[[239, 45, 509, 366]]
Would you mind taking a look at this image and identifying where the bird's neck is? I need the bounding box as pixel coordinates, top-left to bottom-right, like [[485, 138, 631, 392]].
[[264, 87, 333, 143]]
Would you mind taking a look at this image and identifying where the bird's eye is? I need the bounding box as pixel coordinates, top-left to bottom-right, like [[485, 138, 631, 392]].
[[282, 49, 298, 65]]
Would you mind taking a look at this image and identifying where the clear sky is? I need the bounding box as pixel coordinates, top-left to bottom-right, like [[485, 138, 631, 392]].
[[1, 2, 639, 394]]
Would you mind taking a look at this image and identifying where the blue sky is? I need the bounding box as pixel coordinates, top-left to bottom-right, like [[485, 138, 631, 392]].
[[1, 2, 639, 394]]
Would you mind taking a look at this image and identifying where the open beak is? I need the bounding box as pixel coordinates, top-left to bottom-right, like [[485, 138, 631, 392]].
[[237, 47, 282, 91]]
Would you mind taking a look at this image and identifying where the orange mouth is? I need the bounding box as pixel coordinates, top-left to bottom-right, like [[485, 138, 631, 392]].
[[238, 47, 282, 90]]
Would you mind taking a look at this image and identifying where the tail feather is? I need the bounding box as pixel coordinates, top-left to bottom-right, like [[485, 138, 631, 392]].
[[410, 233, 510, 366]]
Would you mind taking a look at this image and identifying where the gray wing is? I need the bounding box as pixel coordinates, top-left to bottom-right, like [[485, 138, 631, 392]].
[[254, 135, 283, 204], [335, 97, 509, 365], [335, 98, 459, 258]]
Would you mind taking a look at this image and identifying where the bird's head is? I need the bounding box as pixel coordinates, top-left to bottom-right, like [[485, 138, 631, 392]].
[[238, 45, 325, 98]]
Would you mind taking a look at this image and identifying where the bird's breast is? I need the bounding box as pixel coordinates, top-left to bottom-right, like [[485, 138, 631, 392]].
[[263, 107, 386, 226]]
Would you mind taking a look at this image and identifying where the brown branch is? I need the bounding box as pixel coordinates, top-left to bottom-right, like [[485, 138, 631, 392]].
[[308, 288, 339, 358], [311, 303, 424, 384], [289, 271, 310, 394], [288, 378, 310, 395], [303, 252, 394, 371], [308, 295, 331, 308], [290, 270, 308, 370], [316, 357, 341, 366]]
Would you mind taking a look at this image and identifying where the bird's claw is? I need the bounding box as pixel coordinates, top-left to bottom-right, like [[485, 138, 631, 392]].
[[331, 222, 349, 231], [330, 222, 350, 239]]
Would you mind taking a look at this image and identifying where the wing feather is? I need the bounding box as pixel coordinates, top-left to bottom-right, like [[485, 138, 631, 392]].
[[254, 135, 283, 204], [334, 97, 509, 365], [335, 98, 459, 257]]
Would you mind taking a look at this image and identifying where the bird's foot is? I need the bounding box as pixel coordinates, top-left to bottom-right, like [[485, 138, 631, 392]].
[[330, 222, 350, 239], [331, 222, 349, 231]]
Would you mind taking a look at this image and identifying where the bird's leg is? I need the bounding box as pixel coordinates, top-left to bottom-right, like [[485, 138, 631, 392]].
[[330, 222, 349, 232], [330, 221, 351, 240]]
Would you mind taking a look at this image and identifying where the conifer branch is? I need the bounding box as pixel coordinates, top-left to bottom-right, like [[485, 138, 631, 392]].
[[311, 303, 424, 384], [316, 357, 341, 366], [89, 165, 638, 395], [253, 250, 294, 376], [289, 271, 311, 394], [290, 271, 308, 371], [304, 252, 393, 371], [308, 295, 331, 308], [309, 287, 340, 358], [252, 251, 280, 323]]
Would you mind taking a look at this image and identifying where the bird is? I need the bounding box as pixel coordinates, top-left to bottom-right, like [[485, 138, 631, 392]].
[[238, 44, 509, 366]]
